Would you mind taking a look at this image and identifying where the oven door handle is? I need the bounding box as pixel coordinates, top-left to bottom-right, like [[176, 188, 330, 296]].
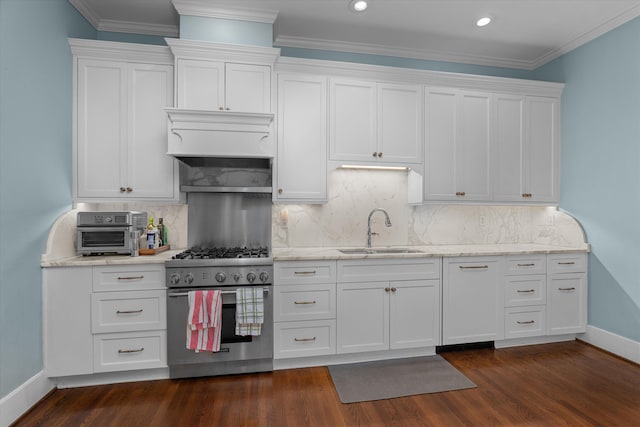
[[168, 288, 270, 297]]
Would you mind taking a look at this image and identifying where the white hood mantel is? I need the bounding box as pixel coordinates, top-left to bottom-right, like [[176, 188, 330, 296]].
[[166, 108, 274, 158]]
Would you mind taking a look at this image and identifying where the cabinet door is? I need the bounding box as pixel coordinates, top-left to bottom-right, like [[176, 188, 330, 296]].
[[377, 83, 422, 164], [390, 279, 440, 349], [175, 59, 224, 110], [442, 257, 503, 345], [457, 91, 492, 201], [77, 59, 126, 198], [276, 73, 327, 202], [547, 273, 587, 335], [127, 63, 176, 199], [525, 96, 558, 202], [493, 94, 525, 202], [337, 282, 389, 353], [424, 88, 457, 200], [225, 63, 271, 113], [43, 267, 93, 376], [329, 78, 376, 162]]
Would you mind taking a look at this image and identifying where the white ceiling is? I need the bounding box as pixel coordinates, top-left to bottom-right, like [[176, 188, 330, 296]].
[[69, 0, 640, 70]]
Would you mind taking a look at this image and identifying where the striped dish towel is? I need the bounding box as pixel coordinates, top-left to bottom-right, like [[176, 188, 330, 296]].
[[235, 288, 264, 336], [186, 290, 222, 352]]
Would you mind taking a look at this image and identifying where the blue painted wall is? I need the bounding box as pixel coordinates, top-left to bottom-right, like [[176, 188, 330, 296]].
[[0, 0, 95, 398], [532, 17, 640, 340], [180, 15, 272, 47]]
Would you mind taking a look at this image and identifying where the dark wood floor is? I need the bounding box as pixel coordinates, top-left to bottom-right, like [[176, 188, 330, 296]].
[[14, 341, 640, 426]]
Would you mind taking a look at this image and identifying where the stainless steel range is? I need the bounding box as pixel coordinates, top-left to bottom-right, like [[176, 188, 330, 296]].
[[165, 158, 274, 379]]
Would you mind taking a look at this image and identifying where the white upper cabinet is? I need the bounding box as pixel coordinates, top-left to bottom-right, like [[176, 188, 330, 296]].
[[276, 73, 327, 203], [329, 78, 422, 166], [425, 88, 491, 202], [176, 59, 271, 113], [72, 39, 177, 201], [493, 95, 559, 203]]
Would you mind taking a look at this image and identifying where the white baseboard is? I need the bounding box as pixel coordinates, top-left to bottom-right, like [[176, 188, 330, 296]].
[[0, 370, 55, 427], [578, 325, 640, 365]]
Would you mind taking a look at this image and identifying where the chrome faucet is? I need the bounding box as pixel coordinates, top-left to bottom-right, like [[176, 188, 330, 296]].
[[367, 208, 392, 248]]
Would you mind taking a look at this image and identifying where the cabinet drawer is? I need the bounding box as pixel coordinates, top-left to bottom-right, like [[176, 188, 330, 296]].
[[93, 330, 167, 372], [91, 290, 166, 333], [338, 258, 440, 282], [274, 320, 336, 359], [504, 306, 546, 339], [548, 254, 587, 274], [274, 283, 335, 322], [504, 255, 546, 275], [275, 261, 336, 285], [504, 275, 546, 307], [93, 265, 165, 292]]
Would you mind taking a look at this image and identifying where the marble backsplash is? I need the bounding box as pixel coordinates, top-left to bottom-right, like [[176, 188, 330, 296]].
[[272, 169, 586, 249], [45, 169, 585, 260]]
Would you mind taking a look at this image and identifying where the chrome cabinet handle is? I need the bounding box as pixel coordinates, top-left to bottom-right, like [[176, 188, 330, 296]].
[[455, 191, 466, 196], [294, 300, 316, 305], [294, 271, 316, 275], [377, 152, 383, 157], [116, 309, 143, 314], [117, 275, 144, 280], [126, 187, 133, 193], [118, 347, 144, 354], [517, 289, 535, 293], [294, 337, 316, 342], [522, 193, 533, 198], [459, 265, 488, 270], [278, 188, 283, 194], [517, 320, 535, 325], [558, 261, 576, 265], [517, 263, 536, 267], [558, 287, 576, 291], [384, 287, 390, 292], [119, 187, 126, 193], [372, 152, 378, 157]]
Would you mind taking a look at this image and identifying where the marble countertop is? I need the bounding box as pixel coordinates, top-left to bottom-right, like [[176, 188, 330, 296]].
[[41, 243, 589, 267], [272, 243, 590, 261]]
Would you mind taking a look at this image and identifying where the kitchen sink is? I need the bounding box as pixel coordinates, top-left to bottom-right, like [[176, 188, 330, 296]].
[[338, 248, 424, 255]]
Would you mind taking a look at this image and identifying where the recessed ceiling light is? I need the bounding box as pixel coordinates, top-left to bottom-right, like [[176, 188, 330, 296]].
[[476, 17, 492, 27], [349, 0, 369, 13]]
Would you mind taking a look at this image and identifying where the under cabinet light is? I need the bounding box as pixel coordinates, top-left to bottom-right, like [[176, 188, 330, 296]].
[[339, 164, 409, 171]]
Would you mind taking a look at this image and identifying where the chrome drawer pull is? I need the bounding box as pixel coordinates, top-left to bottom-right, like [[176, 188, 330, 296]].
[[517, 320, 535, 325], [517, 263, 536, 267], [558, 261, 576, 265], [294, 337, 316, 342], [517, 289, 535, 293], [294, 271, 316, 275], [118, 347, 144, 354], [459, 265, 488, 269], [294, 300, 316, 305], [116, 309, 143, 314], [117, 275, 144, 280], [558, 287, 576, 291]]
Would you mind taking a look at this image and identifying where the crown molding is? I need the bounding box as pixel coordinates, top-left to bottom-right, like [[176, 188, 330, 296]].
[[530, 3, 640, 69], [172, 0, 278, 24], [274, 35, 536, 71], [68, 38, 173, 64], [97, 19, 179, 37], [69, 0, 100, 29]]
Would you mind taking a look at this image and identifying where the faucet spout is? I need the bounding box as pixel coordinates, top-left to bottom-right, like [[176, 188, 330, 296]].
[[367, 208, 392, 248]]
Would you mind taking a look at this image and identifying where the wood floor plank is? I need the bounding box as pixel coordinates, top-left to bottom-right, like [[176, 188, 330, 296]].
[[13, 341, 640, 426]]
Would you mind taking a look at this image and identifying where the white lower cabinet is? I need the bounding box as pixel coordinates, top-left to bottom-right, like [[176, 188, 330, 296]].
[[442, 257, 503, 345], [547, 254, 588, 335], [337, 258, 441, 354], [43, 264, 167, 377], [274, 261, 337, 359]]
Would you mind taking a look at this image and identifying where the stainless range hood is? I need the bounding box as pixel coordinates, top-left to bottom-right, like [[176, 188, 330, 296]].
[[166, 108, 274, 159]]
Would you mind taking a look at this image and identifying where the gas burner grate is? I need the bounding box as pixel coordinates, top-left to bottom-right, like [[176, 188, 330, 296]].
[[172, 246, 270, 260]]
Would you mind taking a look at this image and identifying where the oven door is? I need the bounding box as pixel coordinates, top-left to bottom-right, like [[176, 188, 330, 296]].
[[77, 226, 132, 254], [167, 286, 273, 377]]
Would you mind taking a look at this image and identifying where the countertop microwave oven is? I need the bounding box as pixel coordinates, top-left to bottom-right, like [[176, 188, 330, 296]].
[[76, 211, 147, 255]]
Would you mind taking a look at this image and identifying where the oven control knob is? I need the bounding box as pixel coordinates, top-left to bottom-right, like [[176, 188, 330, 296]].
[[232, 273, 242, 282], [215, 272, 227, 283], [184, 273, 194, 284], [259, 272, 269, 283], [246, 272, 256, 283], [170, 273, 181, 285]]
